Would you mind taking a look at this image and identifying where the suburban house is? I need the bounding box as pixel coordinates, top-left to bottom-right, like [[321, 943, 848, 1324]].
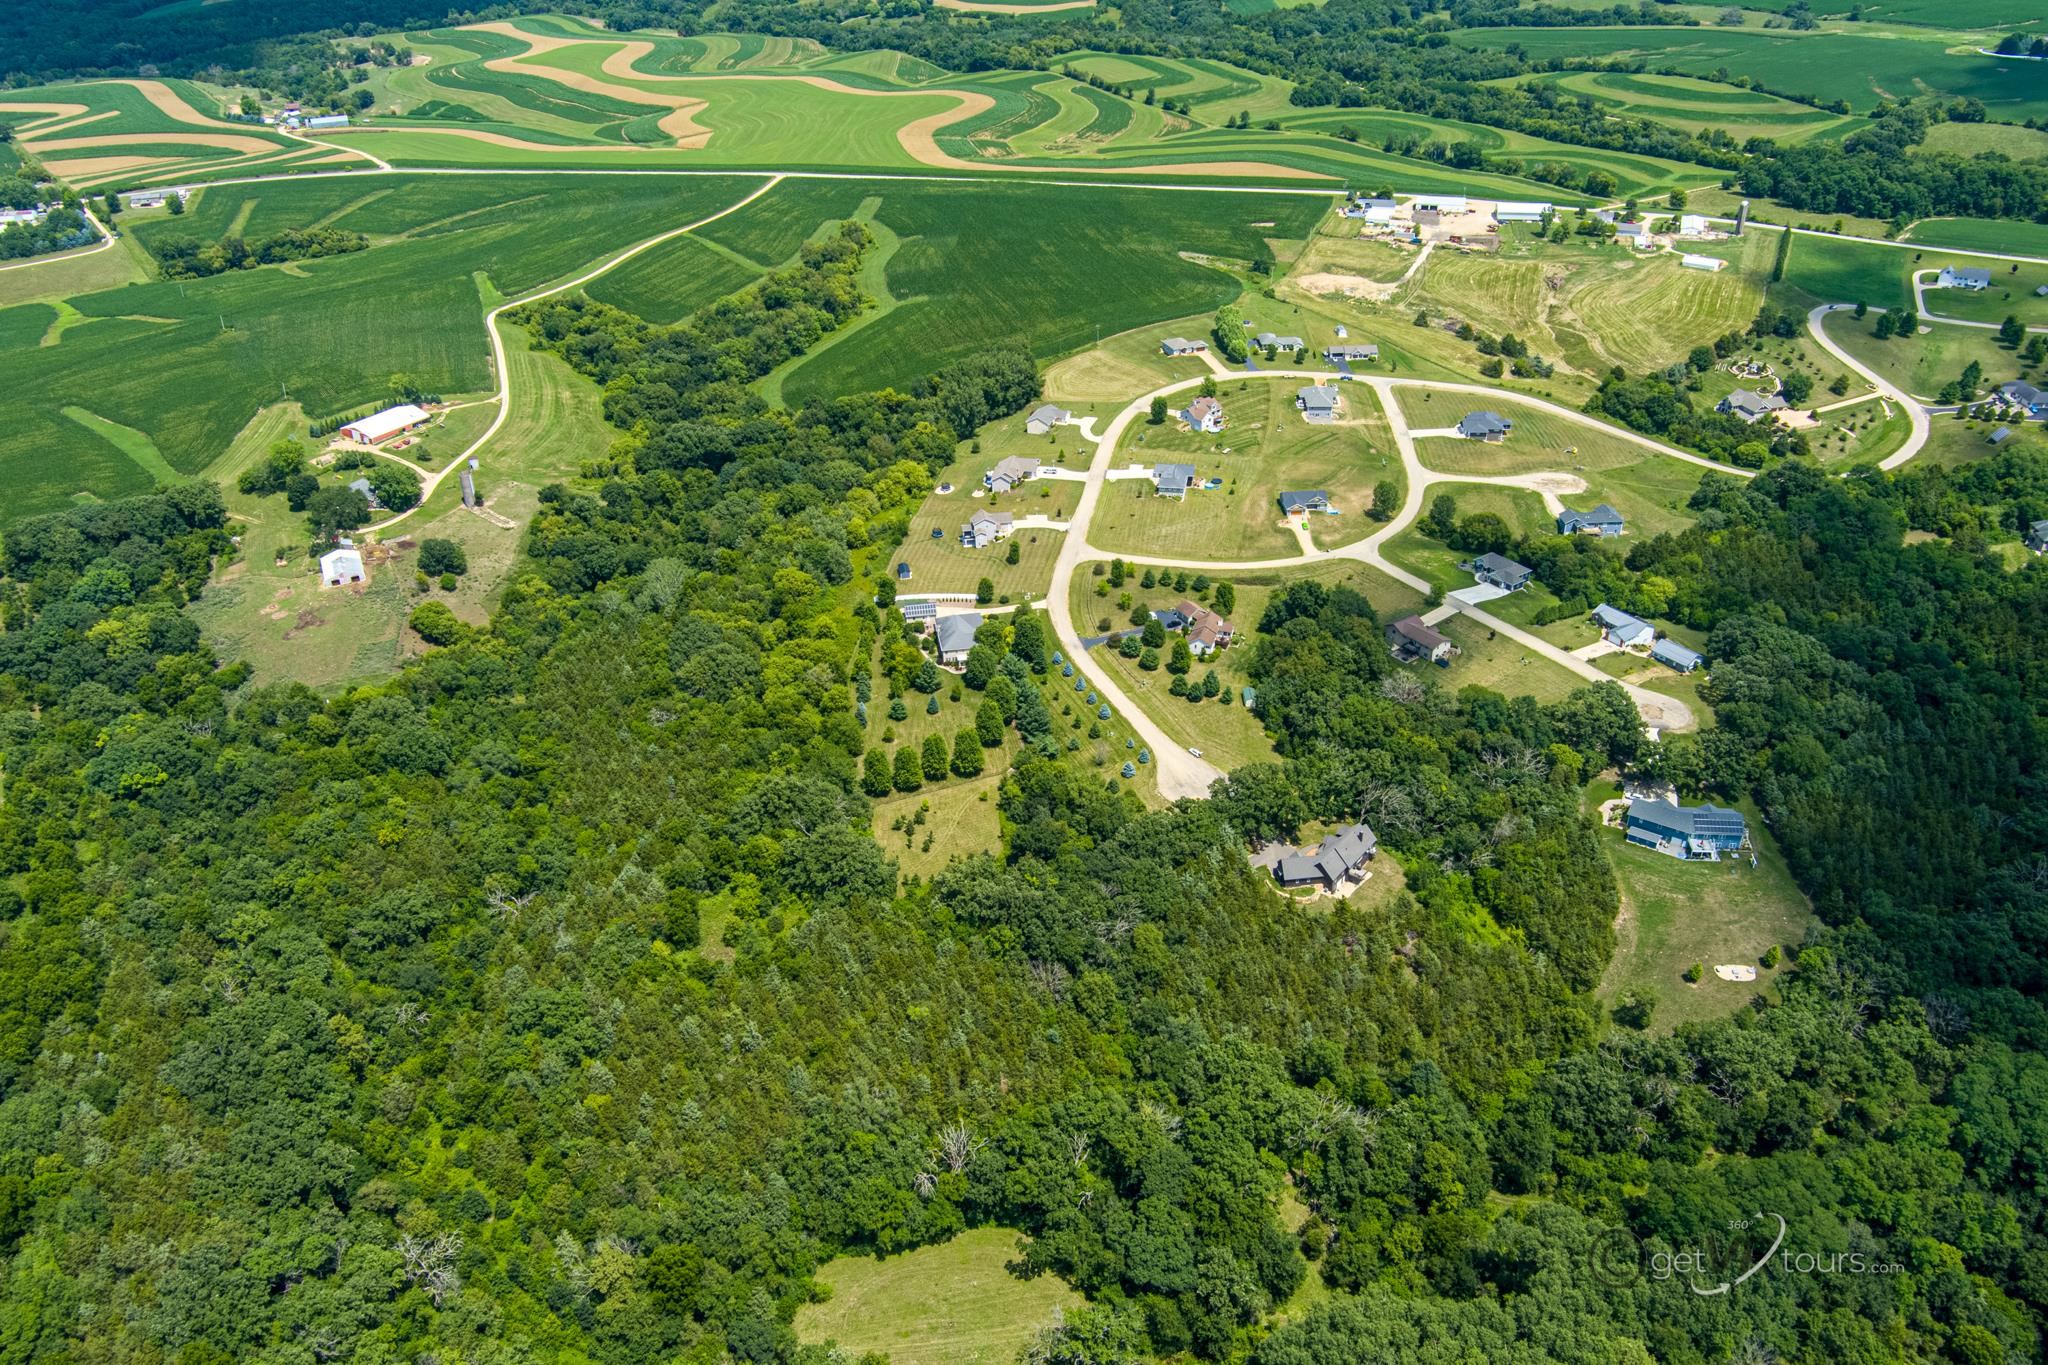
[[1160, 600, 1236, 656], [900, 599, 938, 631], [1024, 403, 1070, 435], [1273, 822, 1377, 891], [1278, 489, 1330, 515], [345, 477, 383, 511], [1154, 463, 1197, 498], [1592, 603, 1655, 650], [1651, 637, 1704, 672], [1998, 380, 2048, 416], [1296, 384, 1341, 422], [1718, 389, 1788, 424], [1493, 200, 1549, 224], [1457, 410, 1512, 441], [1160, 337, 1208, 356], [935, 612, 983, 666], [1625, 799, 1750, 861], [1678, 214, 1712, 236], [1937, 265, 1992, 290], [338, 404, 430, 444], [2026, 519, 2048, 554], [984, 455, 1040, 493], [1557, 504, 1625, 537], [320, 543, 365, 586], [1323, 344, 1379, 364], [1386, 615, 1455, 664], [1181, 396, 1226, 433], [1679, 253, 1726, 273], [961, 509, 1015, 548], [1254, 331, 1305, 352], [1473, 552, 1533, 591]]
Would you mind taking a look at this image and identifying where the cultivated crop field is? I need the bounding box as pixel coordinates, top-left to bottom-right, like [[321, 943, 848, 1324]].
[[1516, 71, 1862, 144]]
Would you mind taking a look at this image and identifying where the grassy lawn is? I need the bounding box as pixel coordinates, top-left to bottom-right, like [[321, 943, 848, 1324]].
[[1041, 311, 1219, 404], [795, 1227, 1081, 1365], [1088, 378, 1401, 561], [1814, 309, 2038, 403], [1592, 786, 1815, 1034], [1433, 614, 1592, 703]]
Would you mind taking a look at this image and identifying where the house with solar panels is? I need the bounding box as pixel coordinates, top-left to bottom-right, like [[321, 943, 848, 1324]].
[[1625, 799, 1749, 861]]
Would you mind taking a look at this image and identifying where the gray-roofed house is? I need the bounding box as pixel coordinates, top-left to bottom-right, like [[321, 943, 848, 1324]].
[[1557, 503, 1625, 537], [1999, 380, 2048, 415], [1154, 463, 1196, 498], [984, 455, 1040, 493], [1160, 337, 1208, 356], [899, 599, 939, 631], [1255, 331, 1305, 352], [2027, 519, 2048, 554], [1386, 615, 1455, 664], [1181, 395, 1226, 433], [935, 612, 984, 666], [1324, 344, 1379, 364], [1278, 490, 1330, 515], [1296, 384, 1341, 422], [1024, 403, 1070, 435], [1937, 265, 1992, 290], [1273, 822, 1377, 891], [1591, 603, 1654, 649], [961, 509, 1015, 549], [1625, 799, 1749, 861], [1473, 552, 1533, 591], [1457, 410, 1512, 441], [1650, 637, 1704, 672], [346, 477, 384, 511], [1718, 389, 1789, 424]]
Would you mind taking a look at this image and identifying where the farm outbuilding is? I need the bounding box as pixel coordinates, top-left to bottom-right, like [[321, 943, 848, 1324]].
[[338, 404, 430, 444], [1493, 201, 1549, 223], [1679, 254, 1726, 272], [320, 544, 365, 586]]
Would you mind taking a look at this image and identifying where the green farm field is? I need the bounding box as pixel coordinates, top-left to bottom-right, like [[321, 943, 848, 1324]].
[[1088, 378, 1402, 560], [1514, 71, 1862, 144], [1451, 27, 2048, 120], [1901, 217, 2048, 256]]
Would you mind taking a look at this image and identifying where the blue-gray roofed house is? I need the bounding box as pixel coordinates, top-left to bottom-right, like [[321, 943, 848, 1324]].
[[1473, 552, 1532, 591], [1279, 490, 1330, 514], [1625, 799, 1749, 861], [1650, 638, 1704, 672], [1154, 463, 1196, 498], [1591, 603, 1653, 649], [935, 612, 983, 665], [1273, 822, 1377, 891], [1457, 411, 1512, 441], [1558, 503, 1625, 536]]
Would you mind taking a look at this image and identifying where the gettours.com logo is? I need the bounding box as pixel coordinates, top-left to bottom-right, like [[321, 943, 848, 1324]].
[[1589, 1214, 1904, 1295]]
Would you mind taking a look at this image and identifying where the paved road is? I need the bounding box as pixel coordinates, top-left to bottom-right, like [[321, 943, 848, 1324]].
[[365, 175, 785, 534], [1046, 369, 1726, 799], [1803, 305, 1931, 471]]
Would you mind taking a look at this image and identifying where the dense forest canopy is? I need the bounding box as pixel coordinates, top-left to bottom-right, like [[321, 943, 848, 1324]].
[[0, 169, 2044, 1364]]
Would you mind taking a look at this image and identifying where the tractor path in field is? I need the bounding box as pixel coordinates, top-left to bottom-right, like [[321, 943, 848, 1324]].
[[1048, 370, 1724, 800]]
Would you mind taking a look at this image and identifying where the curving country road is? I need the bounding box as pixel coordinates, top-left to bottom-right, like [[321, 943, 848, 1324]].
[[1803, 304, 1931, 472], [1909, 269, 2048, 337], [1047, 370, 1724, 801]]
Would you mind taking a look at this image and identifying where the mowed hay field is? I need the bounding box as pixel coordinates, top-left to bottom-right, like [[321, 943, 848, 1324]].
[[1521, 71, 1862, 144], [0, 173, 762, 522]]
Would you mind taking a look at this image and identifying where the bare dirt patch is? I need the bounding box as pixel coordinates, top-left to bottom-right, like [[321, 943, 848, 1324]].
[[1298, 270, 1397, 301]]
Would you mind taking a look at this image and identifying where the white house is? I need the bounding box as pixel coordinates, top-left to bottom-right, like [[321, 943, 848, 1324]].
[[1160, 337, 1208, 356], [337, 404, 430, 444], [320, 543, 366, 586], [1679, 254, 1726, 272], [1181, 396, 1225, 433], [1937, 266, 1992, 290]]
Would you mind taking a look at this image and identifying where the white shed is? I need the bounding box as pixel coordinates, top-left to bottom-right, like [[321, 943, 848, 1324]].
[[338, 404, 430, 444], [320, 545, 366, 585], [1679, 253, 1726, 272]]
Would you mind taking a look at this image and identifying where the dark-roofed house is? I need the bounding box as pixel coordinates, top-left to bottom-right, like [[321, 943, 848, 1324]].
[[1279, 490, 1330, 515], [1999, 380, 2048, 415], [1592, 603, 1654, 649], [1181, 395, 1225, 433], [1296, 384, 1341, 422], [1025, 403, 1070, 435], [1650, 637, 1704, 672], [1387, 615, 1455, 664], [896, 562, 912, 580], [935, 612, 983, 666], [1457, 410, 1512, 441], [2027, 519, 2048, 554], [1625, 799, 1749, 861], [984, 456, 1040, 493], [1273, 822, 1377, 891], [1154, 463, 1196, 498], [1557, 503, 1625, 537], [1169, 600, 1236, 656], [961, 509, 1015, 549], [1473, 552, 1533, 591], [1718, 389, 1789, 424], [1938, 265, 1992, 290], [1160, 337, 1208, 356], [900, 599, 938, 630], [1324, 344, 1379, 364]]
